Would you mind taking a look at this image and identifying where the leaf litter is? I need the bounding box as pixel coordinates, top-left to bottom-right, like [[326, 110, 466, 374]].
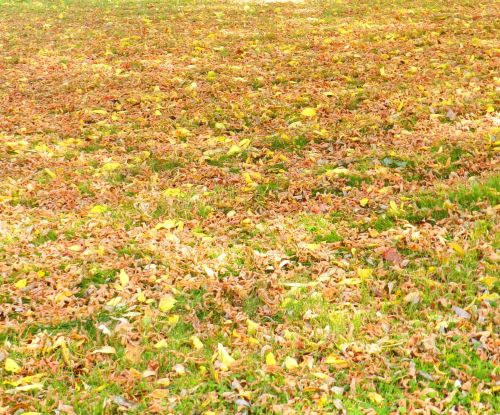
[[0, 0, 498, 413]]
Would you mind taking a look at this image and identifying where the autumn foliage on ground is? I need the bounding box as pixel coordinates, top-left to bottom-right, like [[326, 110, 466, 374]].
[[0, 0, 498, 413]]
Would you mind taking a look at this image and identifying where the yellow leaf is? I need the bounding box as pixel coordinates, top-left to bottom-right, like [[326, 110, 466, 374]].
[[89, 204, 108, 214], [246, 319, 259, 335], [379, 67, 387, 77], [167, 315, 179, 325], [44, 168, 56, 179], [486, 105, 495, 113], [359, 198, 369, 207], [159, 296, 176, 312], [265, 352, 277, 365], [325, 355, 349, 367], [479, 292, 499, 302], [206, 71, 217, 81], [191, 336, 204, 350], [137, 291, 146, 303], [3, 373, 45, 387], [150, 389, 169, 399], [357, 268, 373, 279], [388, 200, 403, 216], [155, 220, 183, 231], [15, 279, 27, 289], [217, 343, 235, 369], [102, 162, 121, 171], [227, 144, 242, 156], [449, 242, 465, 257], [478, 276, 497, 289], [107, 296, 123, 308], [119, 270, 129, 288], [5, 358, 21, 373], [243, 172, 254, 185], [68, 245, 82, 252], [239, 138, 251, 149], [175, 127, 190, 138], [368, 392, 384, 404], [284, 356, 299, 370], [10, 384, 43, 393], [53, 337, 72, 366], [340, 277, 362, 285], [93, 346, 116, 354], [154, 339, 169, 349], [325, 167, 349, 177], [301, 107, 317, 118], [163, 188, 184, 198]]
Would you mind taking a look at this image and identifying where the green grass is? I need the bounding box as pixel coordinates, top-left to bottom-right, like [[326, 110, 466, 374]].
[[403, 174, 499, 223]]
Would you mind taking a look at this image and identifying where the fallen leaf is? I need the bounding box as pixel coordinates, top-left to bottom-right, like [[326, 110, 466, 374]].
[[382, 248, 404, 266], [119, 269, 129, 288], [159, 296, 177, 312], [217, 343, 235, 369], [14, 279, 27, 289], [92, 346, 116, 354], [301, 107, 317, 117], [325, 355, 349, 368], [284, 356, 299, 370], [368, 391, 384, 404], [5, 358, 21, 373], [265, 352, 277, 366], [191, 336, 204, 350], [452, 305, 471, 319]]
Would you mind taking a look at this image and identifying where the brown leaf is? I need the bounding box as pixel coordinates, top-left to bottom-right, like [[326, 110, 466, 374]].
[[382, 248, 405, 266]]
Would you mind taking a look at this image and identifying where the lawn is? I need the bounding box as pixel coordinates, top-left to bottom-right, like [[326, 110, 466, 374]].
[[0, 0, 498, 413]]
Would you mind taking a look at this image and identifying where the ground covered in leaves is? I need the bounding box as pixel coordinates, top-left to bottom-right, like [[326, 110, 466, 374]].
[[0, 0, 499, 413]]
